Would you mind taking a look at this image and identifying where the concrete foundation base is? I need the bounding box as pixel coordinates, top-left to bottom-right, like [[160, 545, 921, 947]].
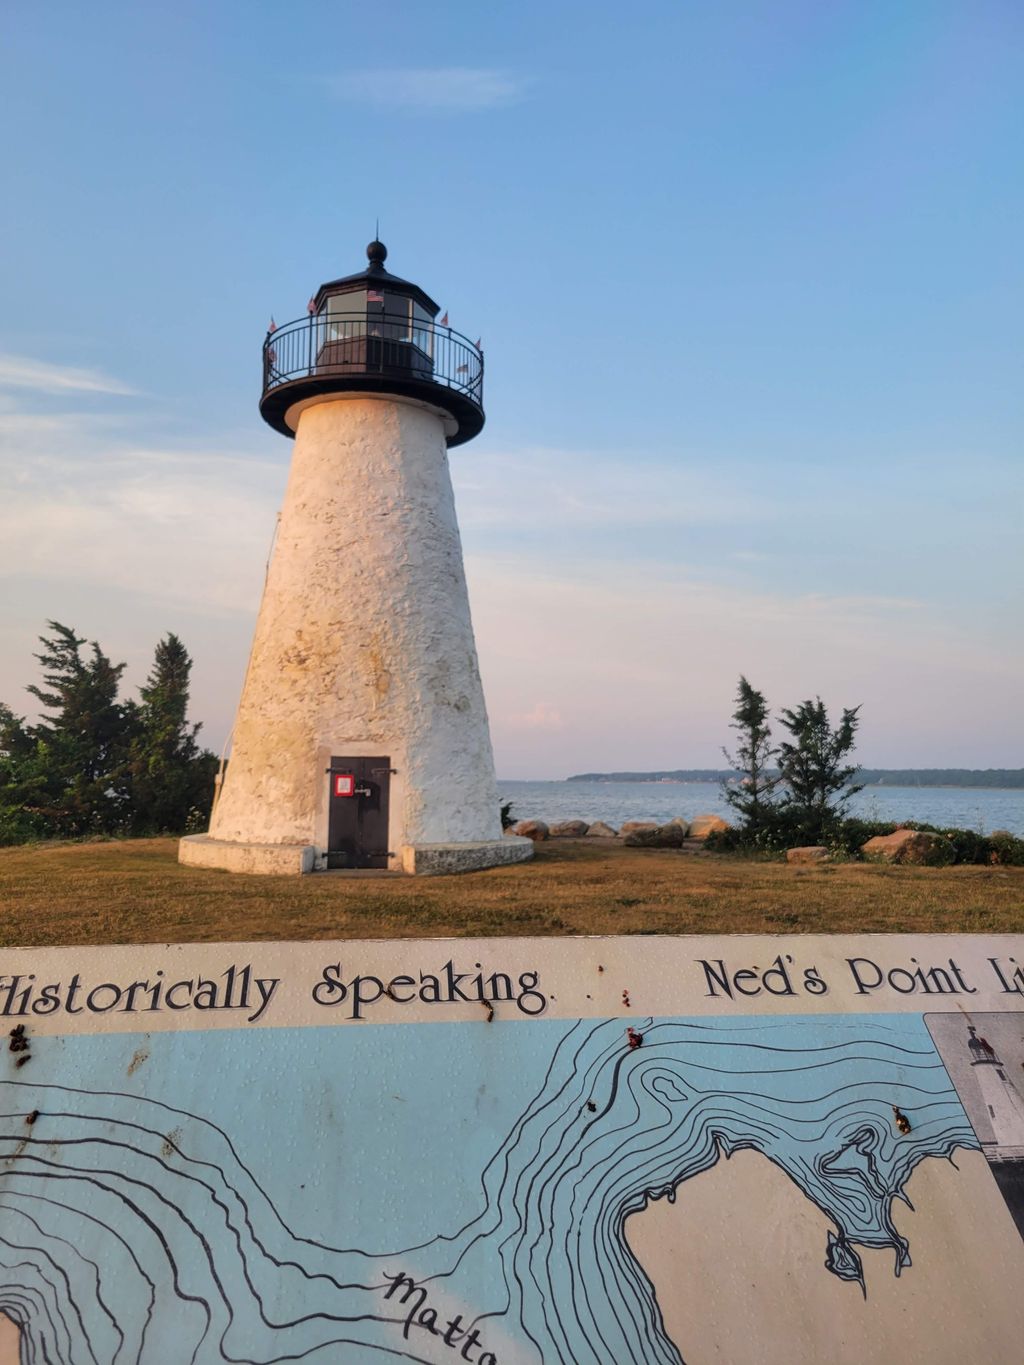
[[400, 838, 534, 876], [179, 834, 533, 877], [179, 834, 317, 876]]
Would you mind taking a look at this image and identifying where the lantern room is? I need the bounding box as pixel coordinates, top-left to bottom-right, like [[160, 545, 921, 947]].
[[259, 239, 484, 446]]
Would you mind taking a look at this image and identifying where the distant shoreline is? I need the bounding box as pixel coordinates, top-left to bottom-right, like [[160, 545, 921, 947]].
[[562, 769, 1024, 790]]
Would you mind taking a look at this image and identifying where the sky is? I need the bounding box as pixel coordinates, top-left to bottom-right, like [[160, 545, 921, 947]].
[[0, 1, 1021, 778]]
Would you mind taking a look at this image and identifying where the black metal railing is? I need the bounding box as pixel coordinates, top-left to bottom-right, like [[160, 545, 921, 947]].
[[262, 311, 483, 408]]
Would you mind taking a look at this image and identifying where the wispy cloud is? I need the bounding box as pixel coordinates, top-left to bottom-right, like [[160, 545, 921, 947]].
[[1, 395, 1018, 770], [0, 444, 285, 617], [0, 353, 136, 397], [454, 446, 777, 529], [324, 67, 528, 112], [508, 701, 565, 732], [469, 557, 1022, 774]]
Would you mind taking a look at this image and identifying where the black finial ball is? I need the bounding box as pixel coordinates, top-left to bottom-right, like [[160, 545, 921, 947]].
[[367, 239, 387, 266]]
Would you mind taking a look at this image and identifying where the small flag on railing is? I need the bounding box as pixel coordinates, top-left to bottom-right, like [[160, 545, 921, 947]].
[[456, 363, 470, 374], [475, 337, 482, 350], [367, 289, 384, 303], [440, 311, 449, 326], [267, 346, 277, 364], [268, 317, 277, 333], [307, 298, 317, 315]]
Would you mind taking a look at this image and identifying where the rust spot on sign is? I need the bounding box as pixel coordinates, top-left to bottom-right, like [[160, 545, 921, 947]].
[[127, 1047, 150, 1076], [161, 1127, 183, 1158]]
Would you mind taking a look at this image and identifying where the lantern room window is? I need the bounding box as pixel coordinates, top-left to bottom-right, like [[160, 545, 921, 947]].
[[327, 290, 366, 341], [378, 294, 412, 343], [412, 302, 433, 358]]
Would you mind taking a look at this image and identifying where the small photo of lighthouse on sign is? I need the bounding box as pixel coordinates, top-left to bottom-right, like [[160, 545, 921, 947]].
[[927, 1012, 1024, 1240]]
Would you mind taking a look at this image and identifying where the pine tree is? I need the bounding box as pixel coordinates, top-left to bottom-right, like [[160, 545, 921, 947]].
[[721, 676, 781, 836], [0, 703, 43, 843], [776, 697, 862, 843], [126, 634, 216, 834], [21, 621, 130, 835]]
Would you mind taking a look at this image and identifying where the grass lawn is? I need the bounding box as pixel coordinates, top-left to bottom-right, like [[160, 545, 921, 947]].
[[0, 836, 1021, 946]]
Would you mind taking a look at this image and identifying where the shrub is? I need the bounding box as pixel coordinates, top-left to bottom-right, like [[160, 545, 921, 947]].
[[990, 832, 1024, 866], [705, 814, 1024, 866], [825, 819, 898, 857]]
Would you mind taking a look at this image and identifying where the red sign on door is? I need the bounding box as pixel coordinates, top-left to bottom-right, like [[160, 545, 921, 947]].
[[333, 773, 356, 798]]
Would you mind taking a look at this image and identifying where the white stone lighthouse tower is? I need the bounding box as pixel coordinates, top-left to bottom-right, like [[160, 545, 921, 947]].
[[180, 241, 531, 876]]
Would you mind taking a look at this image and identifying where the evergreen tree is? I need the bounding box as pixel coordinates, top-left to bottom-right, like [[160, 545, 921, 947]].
[[721, 676, 781, 835], [776, 696, 862, 842], [0, 703, 44, 843], [126, 634, 217, 834], [22, 622, 131, 835], [0, 623, 217, 844]]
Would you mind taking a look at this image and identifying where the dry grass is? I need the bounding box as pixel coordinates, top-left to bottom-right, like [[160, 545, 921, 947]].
[[0, 837, 1021, 946]]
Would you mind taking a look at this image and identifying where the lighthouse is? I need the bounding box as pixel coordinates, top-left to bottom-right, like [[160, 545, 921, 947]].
[[180, 241, 532, 876], [966, 1026, 1024, 1154]]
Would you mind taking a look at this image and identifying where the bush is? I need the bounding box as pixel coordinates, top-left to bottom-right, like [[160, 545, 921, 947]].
[[990, 832, 1024, 866], [825, 818, 898, 857], [936, 827, 990, 866], [704, 814, 1024, 866], [898, 822, 1014, 866], [0, 805, 47, 848], [705, 819, 794, 856]]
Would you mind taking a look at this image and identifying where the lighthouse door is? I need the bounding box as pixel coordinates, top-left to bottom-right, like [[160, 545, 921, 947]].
[[326, 756, 391, 869]]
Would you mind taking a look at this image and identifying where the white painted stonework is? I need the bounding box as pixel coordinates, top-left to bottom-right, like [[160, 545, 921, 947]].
[[186, 394, 530, 874]]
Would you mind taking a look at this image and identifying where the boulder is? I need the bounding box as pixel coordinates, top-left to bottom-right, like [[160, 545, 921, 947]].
[[510, 819, 549, 842], [861, 828, 954, 867], [624, 822, 685, 849], [586, 820, 619, 838], [549, 819, 590, 838], [620, 821, 658, 836], [666, 816, 691, 836], [786, 846, 831, 866], [688, 814, 730, 840]]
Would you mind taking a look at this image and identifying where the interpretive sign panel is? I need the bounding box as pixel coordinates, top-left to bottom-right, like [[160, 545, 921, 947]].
[[2, 933, 1024, 1364]]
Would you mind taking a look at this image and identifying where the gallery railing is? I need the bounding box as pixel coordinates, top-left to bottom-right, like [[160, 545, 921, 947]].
[[261, 311, 484, 410]]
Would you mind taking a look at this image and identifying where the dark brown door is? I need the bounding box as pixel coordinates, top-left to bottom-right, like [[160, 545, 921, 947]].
[[326, 757, 391, 869]]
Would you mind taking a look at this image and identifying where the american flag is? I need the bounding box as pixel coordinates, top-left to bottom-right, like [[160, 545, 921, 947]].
[[455, 363, 470, 374], [267, 317, 277, 333], [440, 311, 449, 326], [367, 289, 385, 303], [307, 298, 317, 315]]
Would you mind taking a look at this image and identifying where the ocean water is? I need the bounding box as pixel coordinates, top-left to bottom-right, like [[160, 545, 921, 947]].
[[498, 779, 1024, 836]]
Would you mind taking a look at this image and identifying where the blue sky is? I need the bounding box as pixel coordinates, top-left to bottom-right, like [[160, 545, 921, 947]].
[[0, 1, 1021, 776]]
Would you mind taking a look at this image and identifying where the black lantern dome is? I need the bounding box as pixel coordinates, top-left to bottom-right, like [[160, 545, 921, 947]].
[[259, 241, 484, 446]]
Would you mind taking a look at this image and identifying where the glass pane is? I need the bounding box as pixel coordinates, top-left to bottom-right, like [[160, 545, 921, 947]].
[[380, 294, 411, 342], [328, 290, 366, 339], [412, 302, 433, 359]]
